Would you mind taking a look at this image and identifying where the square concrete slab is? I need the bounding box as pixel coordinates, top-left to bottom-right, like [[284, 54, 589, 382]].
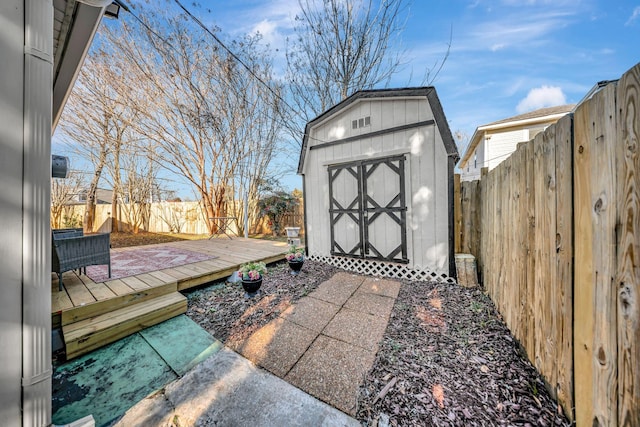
[[280, 296, 341, 332], [309, 272, 365, 306], [115, 347, 361, 427], [344, 291, 396, 319], [358, 277, 401, 299], [227, 317, 318, 377], [323, 308, 388, 351], [140, 315, 222, 376], [52, 333, 178, 427], [285, 335, 377, 416]]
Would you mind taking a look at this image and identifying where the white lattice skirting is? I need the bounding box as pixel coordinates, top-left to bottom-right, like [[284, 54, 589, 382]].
[[308, 254, 456, 284]]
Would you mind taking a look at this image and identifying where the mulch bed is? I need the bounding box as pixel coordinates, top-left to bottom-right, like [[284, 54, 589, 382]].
[[185, 260, 340, 343], [184, 260, 570, 426], [356, 280, 570, 426]]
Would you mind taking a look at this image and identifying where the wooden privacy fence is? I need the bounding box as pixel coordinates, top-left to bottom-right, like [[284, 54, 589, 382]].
[[53, 199, 305, 237], [455, 63, 639, 425]]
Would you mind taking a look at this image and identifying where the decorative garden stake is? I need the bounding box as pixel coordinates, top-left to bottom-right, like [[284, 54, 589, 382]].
[[238, 261, 267, 298]]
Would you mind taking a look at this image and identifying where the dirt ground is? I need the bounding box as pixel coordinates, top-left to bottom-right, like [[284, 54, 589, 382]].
[[114, 232, 570, 425], [108, 231, 293, 248], [108, 231, 205, 248]]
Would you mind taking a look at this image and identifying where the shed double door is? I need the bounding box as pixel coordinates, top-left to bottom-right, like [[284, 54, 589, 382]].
[[328, 155, 408, 263]]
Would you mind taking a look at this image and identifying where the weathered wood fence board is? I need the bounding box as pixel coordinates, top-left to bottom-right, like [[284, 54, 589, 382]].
[[456, 63, 640, 424], [615, 64, 640, 427], [555, 114, 574, 415]]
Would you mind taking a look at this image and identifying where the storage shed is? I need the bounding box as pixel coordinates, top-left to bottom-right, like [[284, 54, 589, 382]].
[[298, 87, 459, 279]]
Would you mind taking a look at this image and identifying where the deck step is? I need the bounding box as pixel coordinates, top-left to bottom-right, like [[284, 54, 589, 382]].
[[62, 292, 187, 360], [60, 281, 178, 327]]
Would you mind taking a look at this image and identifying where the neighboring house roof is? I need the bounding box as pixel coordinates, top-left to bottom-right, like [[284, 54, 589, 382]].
[[69, 187, 113, 205], [297, 87, 460, 174], [459, 104, 575, 168]]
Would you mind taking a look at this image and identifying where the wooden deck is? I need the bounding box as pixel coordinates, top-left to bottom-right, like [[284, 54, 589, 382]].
[[51, 237, 288, 358]]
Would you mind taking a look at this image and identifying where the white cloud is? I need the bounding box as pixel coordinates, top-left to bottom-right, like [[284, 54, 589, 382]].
[[466, 9, 574, 52], [516, 86, 567, 113], [626, 6, 640, 26], [251, 19, 280, 47]]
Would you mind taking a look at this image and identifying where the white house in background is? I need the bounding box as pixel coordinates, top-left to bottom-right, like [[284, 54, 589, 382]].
[[458, 104, 575, 181]]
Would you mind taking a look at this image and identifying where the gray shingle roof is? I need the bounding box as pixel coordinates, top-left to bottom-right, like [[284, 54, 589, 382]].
[[483, 104, 575, 127]]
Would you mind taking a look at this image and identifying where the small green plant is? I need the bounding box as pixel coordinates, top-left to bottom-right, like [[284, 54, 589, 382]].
[[285, 246, 305, 262], [62, 213, 82, 228], [258, 191, 299, 236], [238, 261, 267, 281], [471, 300, 484, 313]]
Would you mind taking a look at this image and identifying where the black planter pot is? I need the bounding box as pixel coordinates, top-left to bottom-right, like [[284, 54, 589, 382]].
[[288, 260, 304, 275], [241, 277, 263, 297]]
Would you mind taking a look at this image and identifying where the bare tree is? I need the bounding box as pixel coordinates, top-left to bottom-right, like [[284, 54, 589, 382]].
[[285, 0, 409, 129], [99, 9, 283, 234], [57, 51, 138, 232], [113, 148, 158, 233], [50, 172, 84, 228]]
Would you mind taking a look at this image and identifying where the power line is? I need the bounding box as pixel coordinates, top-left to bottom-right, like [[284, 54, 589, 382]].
[[118, 0, 328, 147], [173, 0, 289, 113], [172, 1, 334, 147]]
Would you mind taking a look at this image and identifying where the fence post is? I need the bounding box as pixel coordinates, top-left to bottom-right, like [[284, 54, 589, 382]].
[[454, 174, 461, 253]]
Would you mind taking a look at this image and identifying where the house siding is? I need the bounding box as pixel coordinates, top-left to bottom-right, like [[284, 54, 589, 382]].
[[0, 2, 26, 426], [486, 128, 528, 170], [461, 139, 486, 181]]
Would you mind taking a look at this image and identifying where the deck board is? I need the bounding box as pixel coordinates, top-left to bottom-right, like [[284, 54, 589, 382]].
[[85, 281, 118, 301], [148, 270, 180, 283], [52, 237, 287, 317], [64, 273, 98, 307], [136, 272, 171, 288], [120, 276, 151, 291], [104, 279, 135, 296]]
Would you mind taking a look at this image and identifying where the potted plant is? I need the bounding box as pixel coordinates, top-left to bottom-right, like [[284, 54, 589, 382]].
[[285, 246, 305, 276], [238, 261, 267, 297]]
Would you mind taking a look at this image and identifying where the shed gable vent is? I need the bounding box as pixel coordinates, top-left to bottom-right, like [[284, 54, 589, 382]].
[[352, 116, 371, 129]]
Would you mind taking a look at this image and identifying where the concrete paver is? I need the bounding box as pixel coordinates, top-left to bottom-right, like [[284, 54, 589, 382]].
[[323, 307, 389, 350], [232, 272, 402, 417], [114, 347, 360, 427], [359, 277, 402, 299], [344, 290, 396, 319], [285, 335, 377, 416], [309, 272, 364, 305], [280, 296, 341, 332], [227, 317, 318, 377]]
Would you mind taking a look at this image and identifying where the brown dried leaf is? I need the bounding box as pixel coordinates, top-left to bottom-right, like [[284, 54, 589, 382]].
[[429, 297, 442, 310], [432, 384, 445, 409]]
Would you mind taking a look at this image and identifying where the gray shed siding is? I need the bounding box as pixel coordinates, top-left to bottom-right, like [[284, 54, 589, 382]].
[[301, 93, 454, 274]]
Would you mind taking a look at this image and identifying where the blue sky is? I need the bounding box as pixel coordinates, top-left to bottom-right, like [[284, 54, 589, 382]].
[[54, 0, 640, 197], [211, 0, 638, 133], [208, 0, 639, 190]]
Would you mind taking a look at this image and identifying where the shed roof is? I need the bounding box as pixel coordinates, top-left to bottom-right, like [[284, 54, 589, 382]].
[[297, 87, 459, 174]]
